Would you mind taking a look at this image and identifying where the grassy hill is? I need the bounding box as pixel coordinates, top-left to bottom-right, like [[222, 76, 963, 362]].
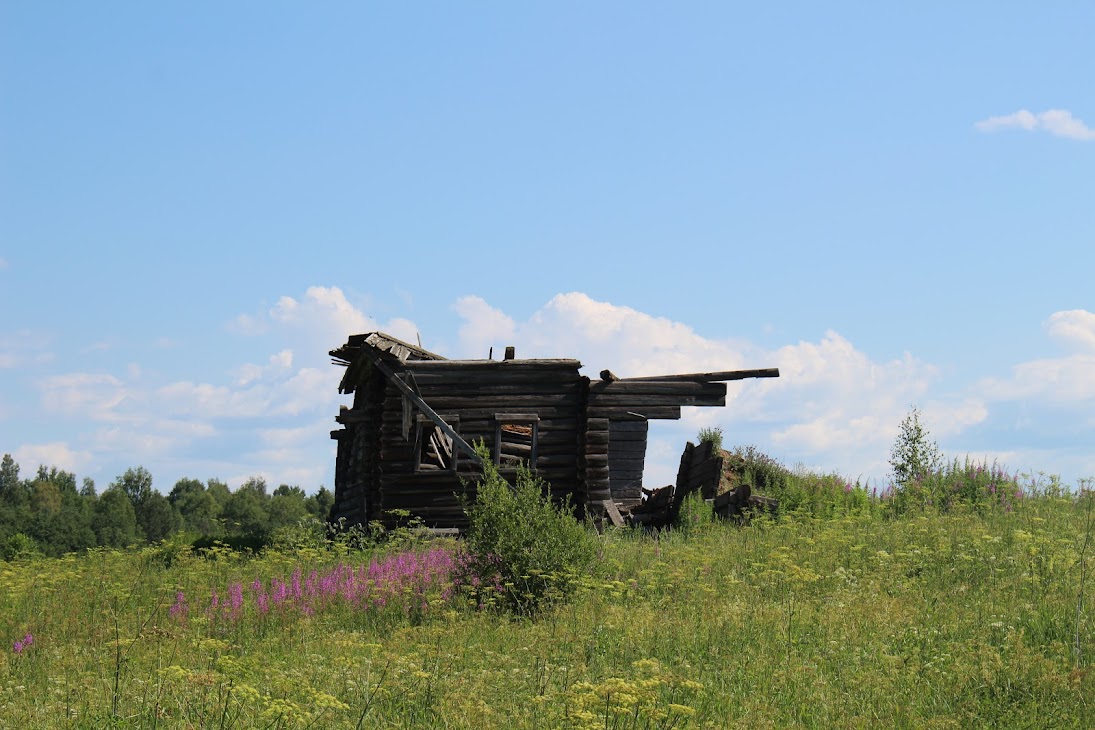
[[1, 476, 1093, 727]]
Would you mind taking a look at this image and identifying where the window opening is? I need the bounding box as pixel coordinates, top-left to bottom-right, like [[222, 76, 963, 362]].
[[494, 414, 539, 468], [415, 415, 459, 472]]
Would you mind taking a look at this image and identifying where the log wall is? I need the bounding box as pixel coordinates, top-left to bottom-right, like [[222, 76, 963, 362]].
[[338, 359, 584, 529], [330, 370, 387, 526]]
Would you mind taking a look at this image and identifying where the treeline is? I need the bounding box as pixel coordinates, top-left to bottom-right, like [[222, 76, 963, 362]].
[[0, 454, 333, 560]]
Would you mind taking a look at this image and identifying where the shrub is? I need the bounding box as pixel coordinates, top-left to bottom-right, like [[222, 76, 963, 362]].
[[1, 532, 41, 561], [732, 445, 791, 495], [697, 426, 724, 452], [459, 446, 597, 615]]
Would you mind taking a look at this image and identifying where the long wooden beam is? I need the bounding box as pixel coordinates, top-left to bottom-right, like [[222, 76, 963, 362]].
[[619, 368, 779, 383], [364, 351, 484, 467]]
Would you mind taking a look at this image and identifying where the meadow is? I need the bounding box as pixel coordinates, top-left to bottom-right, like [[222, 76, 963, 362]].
[[2, 474, 1093, 728]]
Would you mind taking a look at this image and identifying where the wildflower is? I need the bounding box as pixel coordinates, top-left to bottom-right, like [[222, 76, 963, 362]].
[[169, 591, 188, 620]]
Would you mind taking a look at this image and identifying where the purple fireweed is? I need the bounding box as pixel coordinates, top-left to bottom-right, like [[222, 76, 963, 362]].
[[169, 591, 188, 620], [11, 633, 32, 655], [173, 545, 460, 626]]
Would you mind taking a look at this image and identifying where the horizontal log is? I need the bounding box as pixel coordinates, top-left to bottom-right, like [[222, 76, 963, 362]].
[[588, 406, 681, 420], [608, 441, 648, 455], [584, 431, 610, 446], [587, 393, 725, 407], [589, 381, 727, 396], [618, 368, 779, 382], [403, 359, 582, 370], [609, 420, 649, 433], [384, 406, 579, 421], [410, 381, 584, 394], [380, 414, 579, 431], [384, 394, 580, 409], [609, 457, 647, 472], [609, 433, 649, 444]]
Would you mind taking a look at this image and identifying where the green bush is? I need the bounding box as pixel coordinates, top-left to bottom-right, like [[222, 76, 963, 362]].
[[697, 426, 724, 452], [1, 532, 41, 561], [460, 446, 597, 615]]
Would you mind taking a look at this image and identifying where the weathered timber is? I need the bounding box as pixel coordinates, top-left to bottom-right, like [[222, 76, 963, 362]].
[[618, 368, 780, 383], [367, 352, 483, 466], [588, 393, 726, 407], [403, 359, 581, 370], [330, 330, 776, 530], [599, 499, 625, 527], [588, 381, 728, 396], [587, 406, 682, 420]]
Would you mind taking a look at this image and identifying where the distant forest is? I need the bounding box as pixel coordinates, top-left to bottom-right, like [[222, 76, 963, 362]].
[[0, 454, 333, 559]]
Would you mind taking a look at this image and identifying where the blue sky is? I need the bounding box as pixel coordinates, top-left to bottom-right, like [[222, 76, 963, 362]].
[[2, 3, 1092, 493]]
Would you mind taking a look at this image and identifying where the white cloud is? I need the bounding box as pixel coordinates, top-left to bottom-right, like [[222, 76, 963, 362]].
[[453, 292, 956, 483], [234, 349, 294, 386], [453, 296, 516, 359], [40, 373, 132, 421], [270, 286, 371, 346], [14, 442, 94, 474], [1045, 309, 1095, 352], [18, 288, 1095, 497], [258, 424, 319, 449], [979, 309, 1095, 405], [18, 286, 411, 489], [975, 108, 1095, 141], [979, 353, 1095, 404], [0, 257, 8, 270]]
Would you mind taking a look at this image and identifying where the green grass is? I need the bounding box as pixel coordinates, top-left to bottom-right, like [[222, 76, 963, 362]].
[[2, 493, 1093, 728]]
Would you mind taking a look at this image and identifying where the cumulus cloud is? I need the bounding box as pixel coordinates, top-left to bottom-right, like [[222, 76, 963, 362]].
[[1045, 310, 1095, 352], [19, 287, 1095, 494], [453, 296, 516, 359], [453, 292, 956, 482], [975, 108, 1095, 141], [234, 349, 294, 386], [14, 442, 94, 474], [979, 309, 1095, 405], [23, 286, 405, 488], [270, 286, 372, 348], [979, 353, 1095, 404]]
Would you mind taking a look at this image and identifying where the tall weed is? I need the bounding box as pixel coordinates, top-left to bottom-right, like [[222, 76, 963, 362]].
[[458, 447, 597, 614]]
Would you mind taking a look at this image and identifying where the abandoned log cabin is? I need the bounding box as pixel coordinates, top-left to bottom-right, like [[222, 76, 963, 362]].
[[329, 332, 778, 529]]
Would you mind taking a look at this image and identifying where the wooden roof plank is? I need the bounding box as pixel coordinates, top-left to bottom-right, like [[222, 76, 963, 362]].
[[618, 368, 779, 383]]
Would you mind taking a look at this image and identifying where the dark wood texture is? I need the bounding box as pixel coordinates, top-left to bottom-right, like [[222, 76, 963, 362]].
[[330, 331, 776, 530]]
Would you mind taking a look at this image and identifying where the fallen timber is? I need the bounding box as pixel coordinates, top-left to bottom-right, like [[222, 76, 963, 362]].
[[615, 439, 781, 530], [329, 331, 779, 531]]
